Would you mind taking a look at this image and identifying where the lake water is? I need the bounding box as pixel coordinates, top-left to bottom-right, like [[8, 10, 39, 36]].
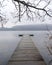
[[0, 31, 52, 65]]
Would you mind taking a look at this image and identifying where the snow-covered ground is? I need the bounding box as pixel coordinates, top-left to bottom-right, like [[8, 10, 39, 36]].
[[31, 31, 52, 65], [0, 31, 52, 65]]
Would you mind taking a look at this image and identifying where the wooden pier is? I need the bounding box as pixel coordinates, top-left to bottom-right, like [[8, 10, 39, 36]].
[[7, 35, 46, 65]]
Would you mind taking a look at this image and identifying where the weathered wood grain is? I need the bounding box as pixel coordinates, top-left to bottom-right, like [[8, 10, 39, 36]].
[[7, 35, 46, 65]]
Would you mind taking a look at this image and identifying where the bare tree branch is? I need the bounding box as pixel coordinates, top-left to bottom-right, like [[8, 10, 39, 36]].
[[0, 15, 8, 28], [44, 0, 51, 8], [14, 0, 52, 17], [36, 0, 41, 6], [18, 2, 21, 21]]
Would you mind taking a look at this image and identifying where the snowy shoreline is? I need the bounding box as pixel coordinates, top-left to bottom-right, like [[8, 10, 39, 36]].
[[31, 31, 52, 65]]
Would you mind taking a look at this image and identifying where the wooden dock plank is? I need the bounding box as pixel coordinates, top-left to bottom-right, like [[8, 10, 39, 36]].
[[7, 35, 46, 65]]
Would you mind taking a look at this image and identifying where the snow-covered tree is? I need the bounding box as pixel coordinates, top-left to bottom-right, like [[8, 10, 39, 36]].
[[0, 0, 52, 27], [0, 0, 18, 27], [0, 15, 7, 28]]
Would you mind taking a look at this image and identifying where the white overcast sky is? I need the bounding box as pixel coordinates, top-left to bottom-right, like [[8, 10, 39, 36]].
[[0, 0, 52, 28]]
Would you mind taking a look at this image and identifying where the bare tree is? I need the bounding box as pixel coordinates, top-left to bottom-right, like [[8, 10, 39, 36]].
[[0, 0, 7, 28], [12, 0, 52, 22], [0, 0, 18, 27], [0, 0, 52, 27], [0, 15, 8, 28]]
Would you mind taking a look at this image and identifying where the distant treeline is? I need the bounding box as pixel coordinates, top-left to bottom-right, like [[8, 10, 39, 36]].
[[0, 24, 52, 31]]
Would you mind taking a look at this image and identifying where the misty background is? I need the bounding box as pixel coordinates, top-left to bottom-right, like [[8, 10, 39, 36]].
[[0, 0, 52, 28], [0, 0, 52, 65]]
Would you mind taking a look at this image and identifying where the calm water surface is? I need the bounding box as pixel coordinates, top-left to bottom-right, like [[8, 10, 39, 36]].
[[0, 31, 52, 65]]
